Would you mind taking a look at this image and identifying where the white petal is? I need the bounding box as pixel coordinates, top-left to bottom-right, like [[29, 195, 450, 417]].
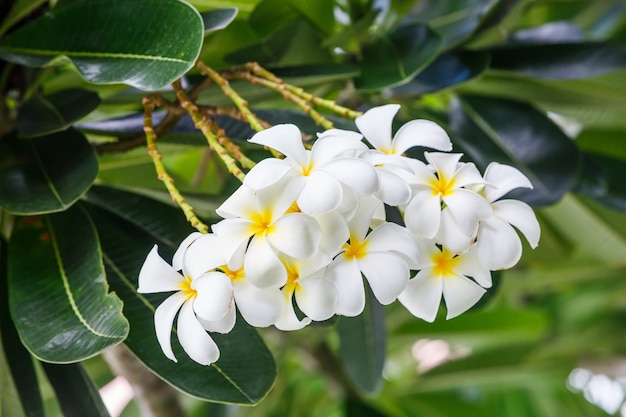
[[404, 191, 441, 239], [366, 222, 420, 262], [297, 170, 343, 216], [268, 213, 322, 259], [451, 162, 485, 188], [375, 169, 412, 206], [359, 252, 409, 304], [243, 158, 298, 190], [477, 216, 523, 271], [355, 104, 399, 151], [233, 279, 284, 327], [325, 258, 365, 317], [244, 235, 287, 288], [177, 301, 220, 365], [493, 200, 540, 248], [248, 124, 308, 166], [211, 218, 253, 263], [435, 208, 474, 254], [424, 152, 462, 182], [295, 278, 337, 321], [337, 185, 360, 221], [198, 301, 236, 334], [257, 175, 306, 219], [483, 162, 533, 202], [442, 274, 486, 319], [315, 211, 350, 257], [172, 232, 203, 271], [347, 194, 383, 242], [153, 292, 186, 362], [183, 234, 226, 279], [317, 128, 363, 142], [406, 158, 437, 186], [192, 272, 233, 321], [138, 246, 183, 293], [310, 134, 367, 165], [443, 188, 492, 236], [320, 157, 380, 196], [455, 249, 492, 288], [274, 294, 310, 331], [215, 183, 257, 219], [398, 269, 442, 323], [393, 119, 452, 153]]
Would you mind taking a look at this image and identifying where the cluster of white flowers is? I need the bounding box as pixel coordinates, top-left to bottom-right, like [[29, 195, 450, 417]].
[[138, 104, 540, 366]]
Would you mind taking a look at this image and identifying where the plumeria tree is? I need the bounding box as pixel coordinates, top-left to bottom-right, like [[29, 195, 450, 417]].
[[1, 1, 626, 417]]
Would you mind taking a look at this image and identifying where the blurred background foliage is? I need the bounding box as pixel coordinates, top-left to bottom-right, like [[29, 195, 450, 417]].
[[2, 0, 626, 416]]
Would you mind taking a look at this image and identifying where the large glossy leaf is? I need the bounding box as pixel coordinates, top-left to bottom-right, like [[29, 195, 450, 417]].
[[42, 362, 110, 417], [201, 8, 238, 34], [337, 285, 386, 394], [1, 239, 44, 417], [391, 51, 490, 95], [0, 0, 46, 37], [84, 195, 277, 404], [489, 42, 626, 80], [355, 23, 442, 91], [8, 205, 129, 363], [449, 95, 582, 206], [0, 129, 98, 215], [17, 88, 101, 138], [0, 0, 203, 90], [0, 340, 27, 417]]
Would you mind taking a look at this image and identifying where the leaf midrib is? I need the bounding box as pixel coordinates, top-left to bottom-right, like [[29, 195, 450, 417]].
[[0, 46, 189, 63]]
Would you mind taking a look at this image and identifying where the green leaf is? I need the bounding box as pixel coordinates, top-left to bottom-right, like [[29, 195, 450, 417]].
[[337, 285, 386, 394], [0, 129, 98, 215], [355, 23, 442, 91], [0, 339, 27, 417], [489, 42, 626, 80], [42, 362, 110, 417], [0, 0, 204, 90], [1, 238, 42, 417], [17, 88, 101, 138], [0, 0, 46, 38], [8, 205, 129, 363], [449, 95, 582, 206], [392, 51, 490, 95], [85, 200, 277, 404], [201, 8, 238, 34]]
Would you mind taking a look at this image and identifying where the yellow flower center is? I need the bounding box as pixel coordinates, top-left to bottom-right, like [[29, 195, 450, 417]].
[[302, 162, 314, 176], [429, 172, 456, 198], [283, 266, 300, 300], [342, 235, 369, 260], [249, 210, 275, 235], [178, 276, 197, 300], [285, 201, 301, 214], [220, 265, 245, 282], [431, 249, 460, 278]]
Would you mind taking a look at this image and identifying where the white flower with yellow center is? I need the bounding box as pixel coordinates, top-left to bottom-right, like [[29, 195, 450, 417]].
[[475, 162, 541, 270], [243, 124, 379, 216], [275, 254, 337, 331], [212, 178, 322, 288], [325, 196, 419, 316], [137, 239, 236, 366], [398, 243, 491, 322], [404, 152, 491, 240]]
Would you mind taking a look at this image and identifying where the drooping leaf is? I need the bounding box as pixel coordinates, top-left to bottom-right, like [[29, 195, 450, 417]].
[[449, 95, 582, 206], [17, 88, 101, 138], [8, 205, 129, 363], [201, 8, 238, 34], [0, 0, 47, 38], [0, 0, 204, 90], [391, 51, 490, 95], [84, 198, 277, 404], [337, 285, 386, 394], [0, 238, 44, 417], [575, 153, 626, 211], [0, 129, 98, 215], [489, 42, 626, 80], [42, 362, 110, 417], [0, 340, 27, 417], [355, 23, 442, 91]]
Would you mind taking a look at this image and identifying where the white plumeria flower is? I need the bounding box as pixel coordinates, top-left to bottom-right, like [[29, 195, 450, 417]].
[[325, 196, 419, 316], [212, 179, 322, 288], [398, 243, 491, 322], [355, 104, 453, 155], [137, 242, 236, 366], [475, 162, 541, 270], [404, 152, 491, 240], [184, 233, 284, 328], [243, 124, 379, 216], [275, 253, 337, 331]]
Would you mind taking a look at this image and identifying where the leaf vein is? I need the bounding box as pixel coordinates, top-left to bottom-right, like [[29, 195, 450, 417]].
[[1, 46, 189, 64]]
